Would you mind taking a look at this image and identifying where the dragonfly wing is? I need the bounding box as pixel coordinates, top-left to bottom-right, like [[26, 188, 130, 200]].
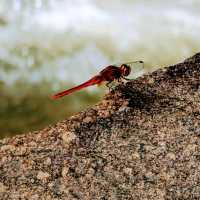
[[106, 80, 121, 89]]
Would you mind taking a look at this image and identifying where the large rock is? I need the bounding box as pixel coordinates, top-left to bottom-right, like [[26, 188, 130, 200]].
[[1, 53, 200, 200]]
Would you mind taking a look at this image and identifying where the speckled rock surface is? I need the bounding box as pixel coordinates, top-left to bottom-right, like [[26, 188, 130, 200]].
[[1, 53, 200, 200]]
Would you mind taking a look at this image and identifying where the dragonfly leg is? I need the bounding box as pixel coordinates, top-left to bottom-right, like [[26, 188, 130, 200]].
[[117, 78, 126, 85], [117, 78, 123, 83], [106, 81, 113, 91], [122, 77, 134, 81], [106, 81, 119, 91]]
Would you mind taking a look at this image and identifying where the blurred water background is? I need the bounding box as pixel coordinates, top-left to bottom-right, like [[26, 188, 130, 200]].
[[0, 0, 200, 138]]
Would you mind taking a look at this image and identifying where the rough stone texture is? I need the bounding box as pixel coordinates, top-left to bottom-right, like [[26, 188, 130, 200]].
[[1, 53, 200, 200]]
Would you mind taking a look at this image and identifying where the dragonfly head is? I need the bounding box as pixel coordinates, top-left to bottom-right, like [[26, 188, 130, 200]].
[[120, 64, 131, 77]]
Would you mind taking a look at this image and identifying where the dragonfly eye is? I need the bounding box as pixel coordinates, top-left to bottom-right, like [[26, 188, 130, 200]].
[[120, 64, 131, 77]]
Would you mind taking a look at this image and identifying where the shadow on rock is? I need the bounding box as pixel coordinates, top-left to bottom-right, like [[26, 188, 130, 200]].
[[119, 84, 187, 114]]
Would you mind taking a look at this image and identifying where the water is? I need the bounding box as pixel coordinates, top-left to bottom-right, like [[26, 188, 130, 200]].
[[0, 0, 200, 137]]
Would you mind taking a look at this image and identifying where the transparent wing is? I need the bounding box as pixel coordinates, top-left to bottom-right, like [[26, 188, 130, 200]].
[[113, 60, 145, 80], [122, 60, 145, 80]]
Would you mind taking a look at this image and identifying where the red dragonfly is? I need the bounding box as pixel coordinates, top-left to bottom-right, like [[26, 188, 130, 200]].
[[52, 61, 144, 99]]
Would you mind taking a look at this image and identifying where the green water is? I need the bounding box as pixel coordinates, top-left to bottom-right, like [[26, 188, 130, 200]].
[[0, 81, 102, 138]]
